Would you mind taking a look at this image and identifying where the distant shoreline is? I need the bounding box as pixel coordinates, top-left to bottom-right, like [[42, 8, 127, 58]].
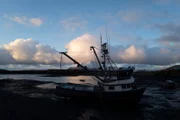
[[0, 69, 180, 78]]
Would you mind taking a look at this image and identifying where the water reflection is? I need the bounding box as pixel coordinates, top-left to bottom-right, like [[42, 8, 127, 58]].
[[61, 76, 98, 85], [0, 74, 97, 84]]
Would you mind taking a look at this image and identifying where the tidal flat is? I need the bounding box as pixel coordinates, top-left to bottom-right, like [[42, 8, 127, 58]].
[[0, 74, 179, 120]]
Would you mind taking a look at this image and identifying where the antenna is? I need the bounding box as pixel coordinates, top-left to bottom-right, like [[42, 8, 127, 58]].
[[105, 25, 108, 44], [100, 33, 102, 50], [105, 25, 110, 55], [108, 36, 110, 55]]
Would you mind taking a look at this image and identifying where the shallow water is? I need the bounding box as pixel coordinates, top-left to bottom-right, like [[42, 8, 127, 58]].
[[0, 74, 97, 84], [139, 87, 180, 120]]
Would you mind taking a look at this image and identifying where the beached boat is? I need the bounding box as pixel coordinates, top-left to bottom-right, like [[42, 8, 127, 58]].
[[56, 39, 146, 106]]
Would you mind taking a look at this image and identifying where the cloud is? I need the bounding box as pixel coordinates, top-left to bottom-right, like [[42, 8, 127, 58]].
[[65, 34, 99, 63], [117, 10, 143, 23], [155, 23, 180, 47], [33, 44, 60, 64], [144, 47, 180, 65], [1, 38, 60, 64], [155, 23, 180, 34], [9, 16, 27, 24], [118, 45, 145, 63], [29, 18, 43, 26], [3, 39, 38, 62], [0, 48, 16, 64], [60, 17, 88, 31], [108, 44, 179, 65], [4, 15, 43, 27], [158, 35, 180, 46], [65, 34, 179, 65], [154, 23, 180, 64], [0, 34, 179, 66], [0, 34, 99, 66]]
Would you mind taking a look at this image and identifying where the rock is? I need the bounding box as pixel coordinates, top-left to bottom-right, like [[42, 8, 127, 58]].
[[163, 80, 176, 89]]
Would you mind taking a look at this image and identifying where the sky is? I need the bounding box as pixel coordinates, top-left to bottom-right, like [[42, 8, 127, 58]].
[[0, 0, 180, 70]]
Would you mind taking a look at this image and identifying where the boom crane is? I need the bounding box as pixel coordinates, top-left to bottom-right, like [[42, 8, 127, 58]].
[[60, 52, 88, 71], [90, 46, 104, 71], [59, 52, 103, 83]]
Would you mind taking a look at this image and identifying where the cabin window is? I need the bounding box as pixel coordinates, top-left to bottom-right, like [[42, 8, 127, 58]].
[[122, 84, 131, 89], [127, 84, 131, 88], [122, 85, 126, 89], [109, 86, 114, 90]]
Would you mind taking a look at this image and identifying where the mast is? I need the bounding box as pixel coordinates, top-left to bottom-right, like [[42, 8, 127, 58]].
[[101, 43, 108, 69]]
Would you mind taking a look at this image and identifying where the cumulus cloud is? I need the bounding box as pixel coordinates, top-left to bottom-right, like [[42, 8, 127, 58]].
[[3, 39, 37, 62], [60, 17, 88, 31], [65, 34, 99, 63], [65, 34, 179, 65], [4, 15, 43, 27], [0, 34, 179, 66], [1, 38, 60, 64], [109, 44, 179, 65], [33, 44, 60, 64], [118, 45, 145, 63], [0, 48, 16, 64]]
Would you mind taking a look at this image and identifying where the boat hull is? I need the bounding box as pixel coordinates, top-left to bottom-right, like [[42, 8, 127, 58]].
[[102, 87, 146, 106], [55, 85, 146, 106]]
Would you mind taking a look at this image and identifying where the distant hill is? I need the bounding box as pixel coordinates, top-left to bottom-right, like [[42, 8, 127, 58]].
[[0, 69, 9, 74], [164, 65, 180, 71], [0, 69, 8, 71], [153, 65, 180, 77]]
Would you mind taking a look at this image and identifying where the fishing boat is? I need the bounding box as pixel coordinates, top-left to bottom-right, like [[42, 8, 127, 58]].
[[56, 38, 146, 106]]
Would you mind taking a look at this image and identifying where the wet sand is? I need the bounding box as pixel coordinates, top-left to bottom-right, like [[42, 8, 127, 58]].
[[0, 76, 180, 120]]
